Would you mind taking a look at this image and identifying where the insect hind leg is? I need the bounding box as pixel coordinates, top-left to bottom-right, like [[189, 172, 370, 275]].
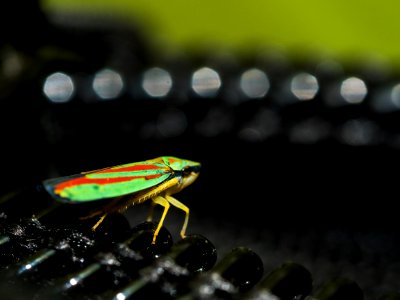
[[81, 197, 122, 230], [91, 213, 108, 231], [80, 210, 104, 220]]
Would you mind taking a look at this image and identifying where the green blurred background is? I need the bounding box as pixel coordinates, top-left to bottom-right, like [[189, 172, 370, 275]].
[[43, 0, 400, 65]]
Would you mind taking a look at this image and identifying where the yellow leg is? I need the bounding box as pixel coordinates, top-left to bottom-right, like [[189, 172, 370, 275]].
[[151, 196, 170, 244], [80, 210, 103, 220], [146, 201, 157, 222], [91, 213, 108, 231], [165, 195, 190, 239], [82, 197, 122, 221]]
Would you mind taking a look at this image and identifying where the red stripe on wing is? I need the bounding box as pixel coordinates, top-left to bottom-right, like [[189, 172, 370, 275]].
[[96, 164, 166, 174], [54, 173, 163, 194]]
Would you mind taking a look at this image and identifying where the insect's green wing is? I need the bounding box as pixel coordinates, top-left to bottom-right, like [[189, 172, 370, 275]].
[[43, 159, 173, 202]]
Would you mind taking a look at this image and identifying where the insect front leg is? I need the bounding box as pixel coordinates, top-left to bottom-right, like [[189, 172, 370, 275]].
[[165, 195, 190, 240], [151, 195, 171, 244]]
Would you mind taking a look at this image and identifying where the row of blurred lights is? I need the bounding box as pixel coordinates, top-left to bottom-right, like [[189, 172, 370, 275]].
[[42, 65, 400, 113], [44, 67, 256, 103], [41, 66, 398, 147], [40, 67, 356, 102]]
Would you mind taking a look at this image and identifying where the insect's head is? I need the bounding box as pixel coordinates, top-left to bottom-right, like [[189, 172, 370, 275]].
[[163, 156, 201, 190], [183, 163, 201, 175], [180, 162, 201, 190]]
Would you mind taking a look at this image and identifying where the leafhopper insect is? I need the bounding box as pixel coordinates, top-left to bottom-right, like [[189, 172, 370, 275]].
[[43, 156, 201, 243]]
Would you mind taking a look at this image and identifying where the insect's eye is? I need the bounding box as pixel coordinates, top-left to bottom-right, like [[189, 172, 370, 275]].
[[182, 167, 191, 176]]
